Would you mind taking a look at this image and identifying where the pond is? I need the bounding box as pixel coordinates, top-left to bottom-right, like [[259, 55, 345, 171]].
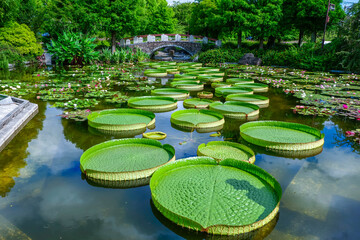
[[0, 63, 360, 240]]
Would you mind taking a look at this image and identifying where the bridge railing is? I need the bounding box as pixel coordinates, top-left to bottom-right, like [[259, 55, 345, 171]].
[[119, 34, 221, 47]]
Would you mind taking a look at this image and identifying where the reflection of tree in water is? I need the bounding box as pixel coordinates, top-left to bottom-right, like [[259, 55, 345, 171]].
[[0, 101, 46, 197], [331, 116, 360, 153], [150, 199, 279, 240]]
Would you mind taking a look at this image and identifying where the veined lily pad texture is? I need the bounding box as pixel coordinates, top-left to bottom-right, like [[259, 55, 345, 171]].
[[143, 131, 167, 140], [197, 91, 213, 99], [151, 88, 190, 100], [197, 75, 224, 83], [226, 94, 270, 108], [128, 96, 177, 112], [80, 138, 175, 182], [183, 98, 214, 109], [150, 157, 282, 235], [144, 69, 168, 77], [209, 101, 260, 120], [170, 109, 224, 131], [87, 109, 155, 133], [240, 121, 325, 151], [197, 141, 255, 163], [215, 87, 254, 97], [234, 83, 269, 93]]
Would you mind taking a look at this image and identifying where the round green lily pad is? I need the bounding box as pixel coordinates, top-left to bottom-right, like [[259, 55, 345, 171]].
[[234, 83, 269, 93], [150, 157, 282, 235], [197, 76, 224, 83], [144, 70, 168, 77], [128, 96, 177, 112], [87, 109, 155, 133], [197, 141, 256, 163], [226, 78, 254, 84], [80, 138, 175, 181], [170, 81, 204, 91], [240, 121, 325, 151], [143, 131, 167, 140], [183, 98, 213, 109], [215, 87, 254, 97], [211, 82, 232, 88], [226, 94, 270, 108], [151, 88, 190, 100], [209, 101, 260, 120], [170, 109, 224, 130], [197, 91, 213, 99]]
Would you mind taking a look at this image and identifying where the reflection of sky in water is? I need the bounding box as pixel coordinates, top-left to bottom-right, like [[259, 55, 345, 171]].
[[0, 98, 360, 239]]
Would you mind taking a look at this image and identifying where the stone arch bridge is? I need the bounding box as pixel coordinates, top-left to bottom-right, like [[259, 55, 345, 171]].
[[119, 34, 221, 56]]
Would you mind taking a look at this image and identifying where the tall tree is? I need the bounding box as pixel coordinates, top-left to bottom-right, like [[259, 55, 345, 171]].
[[145, 0, 177, 34], [0, 0, 20, 27], [248, 0, 283, 49], [172, 1, 194, 34]]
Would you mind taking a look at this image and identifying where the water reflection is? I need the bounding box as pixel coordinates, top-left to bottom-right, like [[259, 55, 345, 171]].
[[0, 101, 46, 197]]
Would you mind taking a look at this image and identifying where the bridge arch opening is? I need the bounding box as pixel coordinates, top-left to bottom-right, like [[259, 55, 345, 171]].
[[150, 45, 193, 61]]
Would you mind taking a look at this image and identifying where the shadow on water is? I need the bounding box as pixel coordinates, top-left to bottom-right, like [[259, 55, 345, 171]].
[[150, 199, 279, 240]]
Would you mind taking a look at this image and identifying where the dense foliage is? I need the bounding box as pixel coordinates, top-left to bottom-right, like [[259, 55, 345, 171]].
[[47, 32, 99, 65], [0, 22, 42, 56]]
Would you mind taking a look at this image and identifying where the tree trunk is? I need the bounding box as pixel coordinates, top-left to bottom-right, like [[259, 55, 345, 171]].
[[311, 31, 317, 43], [237, 31, 242, 48], [111, 31, 116, 54], [298, 29, 304, 47], [267, 36, 276, 48], [259, 37, 264, 49]]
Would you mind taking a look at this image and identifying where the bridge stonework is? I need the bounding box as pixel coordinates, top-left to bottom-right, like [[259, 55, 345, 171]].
[[128, 41, 203, 56], [120, 34, 221, 56]]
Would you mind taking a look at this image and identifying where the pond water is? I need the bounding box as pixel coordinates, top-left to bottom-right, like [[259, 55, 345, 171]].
[[0, 64, 360, 240]]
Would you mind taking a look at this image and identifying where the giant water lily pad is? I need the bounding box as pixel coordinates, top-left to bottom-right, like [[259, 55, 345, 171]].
[[209, 101, 260, 120], [170, 81, 204, 91], [87, 109, 155, 133], [226, 78, 254, 84], [240, 121, 325, 151], [226, 94, 270, 108], [151, 88, 190, 100], [215, 87, 253, 97], [197, 141, 255, 163], [128, 96, 177, 112], [150, 157, 281, 235], [183, 98, 213, 109], [170, 109, 224, 131], [80, 138, 175, 181], [234, 83, 269, 93]]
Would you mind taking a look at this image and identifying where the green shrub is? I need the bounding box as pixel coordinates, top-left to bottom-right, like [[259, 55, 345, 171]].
[[198, 49, 244, 64], [0, 53, 9, 70], [100, 48, 112, 63], [47, 32, 99, 65], [99, 47, 149, 64], [0, 43, 26, 64], [0, 22, 43, 56]]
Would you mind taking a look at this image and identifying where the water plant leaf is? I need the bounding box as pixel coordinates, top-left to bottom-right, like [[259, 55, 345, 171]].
[[150, 157, 282, 235]]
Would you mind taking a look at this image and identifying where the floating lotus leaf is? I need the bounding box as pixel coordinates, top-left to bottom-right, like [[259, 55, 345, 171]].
[[209, 101, 259, 120], [87, 108, 155, 133], [151, 88, 190, 100], [170, 109, 224, 130], [177, 62, 203, 67], [234, 83, 269, 93], [197, 75, 224, 83], [128, 96, 177, 112], [183, 98, 214, 109], [215, 87, 253, 97], [143, 131, 167, 140], [197, 91, 213, 99], [170, 81, 204, 91], [240, 121, 325, 151], [226, 94, 270, 108], [226, 78, 254, 84], [144, 70, 168, 77], [150, 157, 282, 235], [211, 82, 232, 88], [173, 74, 197, 79], [80, 138, 175, 182], [197, 141, 255, 163], [172, 78, 200, 83]]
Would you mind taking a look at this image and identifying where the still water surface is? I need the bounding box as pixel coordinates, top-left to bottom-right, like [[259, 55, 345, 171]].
[[0, 67, 360, 240]]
